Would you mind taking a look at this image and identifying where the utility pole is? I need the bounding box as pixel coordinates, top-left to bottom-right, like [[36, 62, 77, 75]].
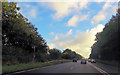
[[32, 45, 35, 62]]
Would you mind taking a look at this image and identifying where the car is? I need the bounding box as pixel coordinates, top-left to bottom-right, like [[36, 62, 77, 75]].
[[91, 59, 96, 63], [81, 59, 86, 64], [73, 58, 77, 62], [88, 59, 91, 62]]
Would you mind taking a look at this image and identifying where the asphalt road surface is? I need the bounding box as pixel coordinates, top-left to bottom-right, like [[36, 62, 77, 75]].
[[13, 61, 119, 75]]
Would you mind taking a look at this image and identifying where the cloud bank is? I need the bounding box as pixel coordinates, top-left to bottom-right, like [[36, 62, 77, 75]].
[[91, 2, 117, 25], [40, 2, 88, 20], [48, 24, 104, 58], [67, 15, 88, 27]]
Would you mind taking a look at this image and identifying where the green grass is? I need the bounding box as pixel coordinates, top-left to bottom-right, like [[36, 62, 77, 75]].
[[2, 60, 72, 74]]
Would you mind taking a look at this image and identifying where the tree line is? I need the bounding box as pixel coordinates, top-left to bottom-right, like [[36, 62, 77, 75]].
[[2, 2, 83, 65], [90, 2, 120, 62]]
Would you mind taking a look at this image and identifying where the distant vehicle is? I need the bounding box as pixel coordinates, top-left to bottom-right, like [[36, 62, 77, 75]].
[[73, 58, 77, 62], [81, 59, 86, 64], [88, 59, 91, 62], [91, 59, 96, 63]]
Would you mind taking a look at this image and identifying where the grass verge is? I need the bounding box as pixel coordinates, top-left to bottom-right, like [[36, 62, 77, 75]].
[[2, 60, 72, 74]]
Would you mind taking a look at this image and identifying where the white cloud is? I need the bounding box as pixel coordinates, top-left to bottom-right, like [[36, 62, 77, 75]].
[[66, 29, 72, 36], [49, 43, 55, 49], [67, 15, 88, 27], [48, 24, 104, 58], [54, 29, 73, 41], [93, 0, 106, 2], [52, 2, 77, 19], [39, 2, 88, 20], [67, 15, 79, 27], [91, 14, 106, 25], [79, 1, 88, 9], [91, 2, 117, 25]]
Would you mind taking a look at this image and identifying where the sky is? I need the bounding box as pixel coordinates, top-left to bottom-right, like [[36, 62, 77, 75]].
[[15, 1, 118, 58]]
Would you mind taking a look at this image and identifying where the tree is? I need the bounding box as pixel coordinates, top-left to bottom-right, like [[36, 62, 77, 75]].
[[62, 49, 83, 59], [2, 2, 49, 64], [90, 3, 120, 61], [49, 48, 62, 60]]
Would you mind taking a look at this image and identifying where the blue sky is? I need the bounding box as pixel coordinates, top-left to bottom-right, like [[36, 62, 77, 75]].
[[16, 1, 117, 58]]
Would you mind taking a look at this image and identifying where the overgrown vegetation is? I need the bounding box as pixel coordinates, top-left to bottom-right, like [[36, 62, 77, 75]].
[[3, 60, 72, 74], [2, 2, 83, 66], [90, 2, 120, 62]]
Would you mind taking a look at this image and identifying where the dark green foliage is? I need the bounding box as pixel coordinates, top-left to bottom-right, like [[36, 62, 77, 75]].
[[62, 49, 83, 60], [2, 2, 48, 64], [90, 3, 120, 61], [49, 48, 62, 60]]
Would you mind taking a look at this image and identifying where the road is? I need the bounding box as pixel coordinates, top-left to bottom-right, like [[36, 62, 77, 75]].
[[13, 61, 119, 75]]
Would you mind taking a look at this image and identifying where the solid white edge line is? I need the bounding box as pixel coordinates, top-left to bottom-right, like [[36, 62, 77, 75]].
[[88, 62, 110, 75], [7, 67, 44, 74]]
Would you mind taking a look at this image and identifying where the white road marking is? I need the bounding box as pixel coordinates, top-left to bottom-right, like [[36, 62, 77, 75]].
[[88, 62, 110, 75], [7, 62, 110, 75]]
